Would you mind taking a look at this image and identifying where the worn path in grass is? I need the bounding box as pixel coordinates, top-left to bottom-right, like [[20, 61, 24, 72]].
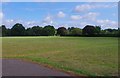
[[2, 59, 70, 76]]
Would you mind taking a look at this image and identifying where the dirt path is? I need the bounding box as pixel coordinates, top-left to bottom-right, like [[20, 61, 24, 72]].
[[2, 59, 70, 76]]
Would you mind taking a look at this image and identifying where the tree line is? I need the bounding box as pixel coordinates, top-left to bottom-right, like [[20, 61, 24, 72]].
[[0, 23, 119, 37]]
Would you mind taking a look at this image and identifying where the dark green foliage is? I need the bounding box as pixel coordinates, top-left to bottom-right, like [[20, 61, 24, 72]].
[[95, 26, 101, 35], [6, 29, 11, 36], [0, 25, 11, 36], [1, 25, 7, 36], [26, 28, 34, 36], [57, 27, 68, 36], [101, 28, 119, 37], [68, 27, 75, 32], [82, 25, 96, 36], [0, 26, 2, 37], [68, 27, 82, 36], [0, 23, 119, 37], [11, 23, 26, 36], [118, 28, 120, 37], [32, 26, 43, 36], [42, 25, 55, 36]]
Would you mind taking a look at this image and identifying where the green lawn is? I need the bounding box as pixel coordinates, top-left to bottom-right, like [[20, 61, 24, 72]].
[[2, 37, 118, 76]]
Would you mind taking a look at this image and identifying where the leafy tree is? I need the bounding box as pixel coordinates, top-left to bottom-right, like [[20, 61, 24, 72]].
[[0, 25, 11, 36], [106, 29, 113, 33], [32, 26, 43, 36], [95, 26, 101, 35], [0, 26, 2, 37], [6, 28, 11, 36], [1, 25, 7, 36], [0, 23, 119, 37], [82, 25, 96, 36], [68, 27, 75, 32], [118, 28, 120, 37], [42, 25, 55, 36], [11, 23, 26, 36], [26, 28, 34, 36], [104, 29, 118, 36], [57, 27, 68, 36], [69, 27, 82, 36]]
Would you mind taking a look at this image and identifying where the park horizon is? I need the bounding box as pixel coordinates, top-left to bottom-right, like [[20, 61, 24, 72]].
[[1, 1, 119, 77], [1, 2, 118, 29], [0, 23, 119, 37]]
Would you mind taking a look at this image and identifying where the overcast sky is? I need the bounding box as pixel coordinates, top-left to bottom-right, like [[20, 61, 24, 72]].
[[0, 1, 118, 29]]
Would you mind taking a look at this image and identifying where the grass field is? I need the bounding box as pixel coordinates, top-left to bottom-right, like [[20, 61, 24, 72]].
[[2, 37, 118, 76]]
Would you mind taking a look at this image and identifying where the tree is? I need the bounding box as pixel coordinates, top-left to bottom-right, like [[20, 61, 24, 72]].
[[82, 25, 96, 36], [1, 25, 7, 36], [68, 27, 75, 32], [6, 28, 11, 36], [42, 25, 55, 36], [103, 28, 119, 37], [57, 27, 68, 36], [32, 26, 43, 36], [95, 26, 101, 35], [11, 23, 26, 36], [26, 28, 34, 36], [0, 25, 11, 36], [69, 27, 82, 36], [0, 26, 2, 37]]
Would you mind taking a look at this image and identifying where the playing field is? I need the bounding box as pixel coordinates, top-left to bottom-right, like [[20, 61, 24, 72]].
[[2, 37, 118, 76]]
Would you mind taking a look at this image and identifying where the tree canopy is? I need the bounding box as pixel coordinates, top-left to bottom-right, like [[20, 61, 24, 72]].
[[0, 23, 119, 37], [69, 27, 82, 36], [82, 25, 96, 36], [57, 27, 68, 36], [42, 25, 55, 36], [11, 23, 26, 36]]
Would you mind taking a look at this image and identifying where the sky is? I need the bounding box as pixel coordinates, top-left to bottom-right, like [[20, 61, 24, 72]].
[[0, 1, 119, 29], [1, 0, 119, 2]]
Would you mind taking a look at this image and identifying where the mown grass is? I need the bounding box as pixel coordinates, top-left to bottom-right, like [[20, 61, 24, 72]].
[[2, 37, 118, 76]]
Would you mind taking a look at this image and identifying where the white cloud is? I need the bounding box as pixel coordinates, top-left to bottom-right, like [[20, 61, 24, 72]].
[[6, 19, 14, 23], [83, 13, 118, 29], [69, 11, 117, 29], [70, 12, 99, 21], [57, 11, 66, 18], [1, 0, 10, 2], [70, 15, 82, 20], [42, 15, 53, 25], [73, 22, 88, 28], [2, 19, 16, 28], [2, 19, 40, 28], [2, 19, 14, 27], [0, 12, 3, 20], [74, 3, 117, 12], [75, 4, 93, 12], [83, 12, 99, 21], [96, 19, 118, 29], [26, 21, 37, 27]]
